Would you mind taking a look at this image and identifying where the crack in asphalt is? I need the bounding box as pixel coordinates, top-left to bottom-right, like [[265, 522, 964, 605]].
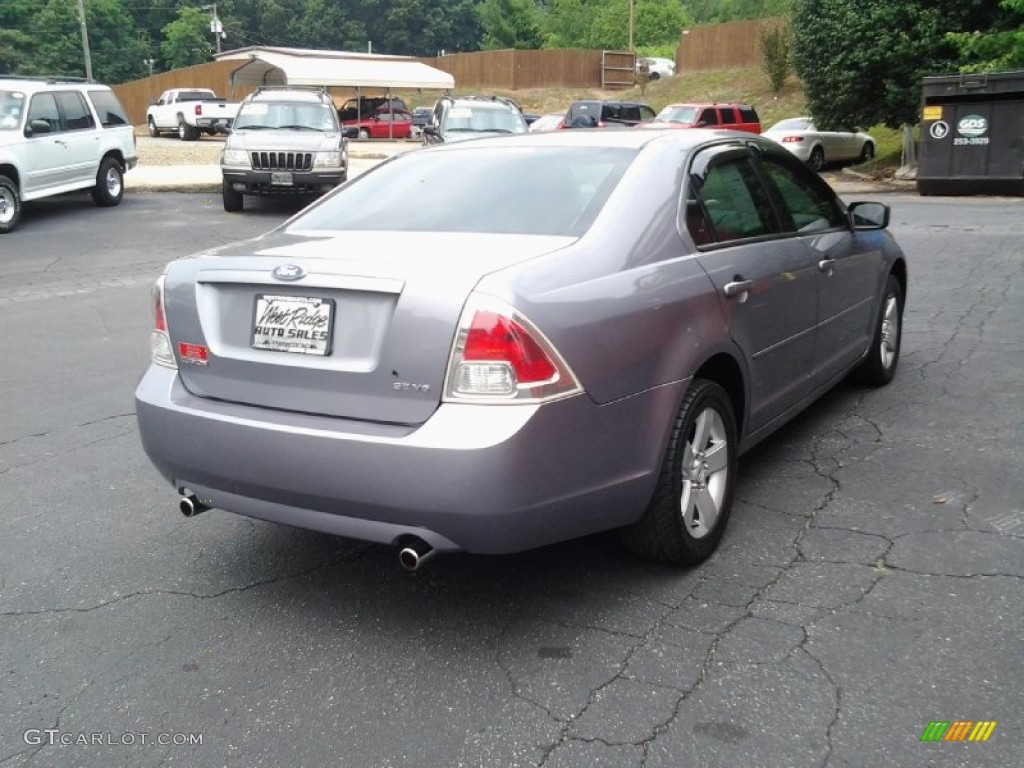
[[0, 412, 136, 448], [0, 548, 372, 618], [0, 428, 136, 477]]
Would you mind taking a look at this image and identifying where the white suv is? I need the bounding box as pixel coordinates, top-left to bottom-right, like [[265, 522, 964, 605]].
[[0, 76, 138, 234]]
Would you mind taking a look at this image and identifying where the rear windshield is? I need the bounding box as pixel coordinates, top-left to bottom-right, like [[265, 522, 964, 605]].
[[177, 90, 217, 101], [655, 106, 699, 125], [86, 90, 130, 127], [770, 118, 812, 131], [290, 146, 636, 237]]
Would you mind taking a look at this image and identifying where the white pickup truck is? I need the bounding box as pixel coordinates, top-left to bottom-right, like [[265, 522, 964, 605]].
[[146, 88, 239, 141]]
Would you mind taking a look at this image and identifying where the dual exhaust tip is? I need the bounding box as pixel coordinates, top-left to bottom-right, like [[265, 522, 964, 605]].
[[178, 493, 437, 571]]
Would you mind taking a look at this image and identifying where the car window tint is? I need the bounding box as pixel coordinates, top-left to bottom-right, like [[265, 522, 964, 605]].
[[719, 107, 737, 125], [87, 90, 130, 126], [56, 91, 95, 130], [290, 146, 636, 237], [27, 92, 61, 132], [740, 106, 759, 123], [699, 109, 720, 127], [758, 156, 845, 233], [687, 155, 776, 244], [639, 105, 656, 121]]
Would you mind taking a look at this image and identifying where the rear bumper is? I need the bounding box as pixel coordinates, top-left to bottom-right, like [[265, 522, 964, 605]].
[[135, 365, 682, 554]]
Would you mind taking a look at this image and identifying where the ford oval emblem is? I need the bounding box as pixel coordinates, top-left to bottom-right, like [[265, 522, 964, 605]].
[[272, 264, 306, 281]]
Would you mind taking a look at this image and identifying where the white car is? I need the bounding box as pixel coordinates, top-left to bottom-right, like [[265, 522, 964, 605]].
[[763, 117, 875, 171], [0, 76, 137, 234], [636, 57, 676, 80]]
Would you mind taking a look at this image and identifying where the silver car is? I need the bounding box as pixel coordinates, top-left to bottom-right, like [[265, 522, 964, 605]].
[[136, 130, 906, 569], [763, 117, 876, 171]]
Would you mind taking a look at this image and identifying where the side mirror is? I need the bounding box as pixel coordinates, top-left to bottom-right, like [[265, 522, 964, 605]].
[[25, 119, 51, 137], [848, 201, 890, 230]]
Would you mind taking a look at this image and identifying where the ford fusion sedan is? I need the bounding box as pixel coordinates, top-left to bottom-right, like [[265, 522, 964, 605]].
[[136, 129, 907, 569], [764, 117, 875, 170]]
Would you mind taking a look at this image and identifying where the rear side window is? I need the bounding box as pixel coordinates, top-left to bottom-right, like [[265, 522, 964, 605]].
[[87, 90, 130, 127], [290, 146, 636, 237], [698, 109, 720, 127], [56, 91, 95, 131], [639, 105, 656, 122], [739, 106, 759, 124], [719, 107, 737, 125]]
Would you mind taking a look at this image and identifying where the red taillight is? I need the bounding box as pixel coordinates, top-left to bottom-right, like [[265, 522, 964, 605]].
[[194, 104, 202, 116], [782, 135, 804, 143], [153, 280, 167, 331], [444, 295, 582, 403], [150, 276, 176, 368], [463, 311, 556, 383], [597, 121, 606, 128], [178, 342, 209, 364]]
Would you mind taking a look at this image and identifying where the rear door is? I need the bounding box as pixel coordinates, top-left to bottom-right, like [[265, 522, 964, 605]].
[[53, 91, 99, 186], [686, 144, 818, 431]]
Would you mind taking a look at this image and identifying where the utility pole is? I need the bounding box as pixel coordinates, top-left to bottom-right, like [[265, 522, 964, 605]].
[[628, 0, 635, 52], [76, 0, 94, 80], [201, 4, 223, 55]]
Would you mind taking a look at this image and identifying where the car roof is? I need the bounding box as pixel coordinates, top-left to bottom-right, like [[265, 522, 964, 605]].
[[446, 98, 518, 112], [665, 101, 754, 109], [247, 89, 328, 103], [425, 125, 767, 153], [0, 76, 108, 93]]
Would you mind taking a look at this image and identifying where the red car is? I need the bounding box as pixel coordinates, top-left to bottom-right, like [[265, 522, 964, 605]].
[[343, 109, 414, 140], [639, 102, 762, 134]]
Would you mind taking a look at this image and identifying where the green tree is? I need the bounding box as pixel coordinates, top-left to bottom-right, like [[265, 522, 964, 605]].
[[161, 7, 215, 69], [477, 0, 543, 50], [947, 0, 1024, 72], [760, 22, 791, 96], [792, 0, 1001, 130]]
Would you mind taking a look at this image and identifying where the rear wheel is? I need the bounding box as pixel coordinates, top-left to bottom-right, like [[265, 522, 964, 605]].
[[808, 146, 825, 172], [0, 174, 22, 234], [222, 179, 243, 212], [178, 118, 198, 141], [858, 142, 875, 163], [855, 274, 903, 386], [91, 157, 123, 207], [621, 379, 737, 565], [357, 128, 370, 140]]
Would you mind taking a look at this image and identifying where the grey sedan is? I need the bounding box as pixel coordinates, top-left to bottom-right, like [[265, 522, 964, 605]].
[[136, 130, 906, 569], [763, 117, 876, 170]]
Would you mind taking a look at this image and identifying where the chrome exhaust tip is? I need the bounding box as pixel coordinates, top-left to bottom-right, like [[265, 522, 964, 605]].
[[179, 494, 208, 518], [398, 540, 436, 571]]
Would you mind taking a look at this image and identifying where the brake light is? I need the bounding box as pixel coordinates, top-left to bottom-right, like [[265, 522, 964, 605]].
[[150, 276, 176, 369], [782, 136, 804, 143], [597, 121, 606, 128], [194, 104, 202, 116], [444, 295, 582, 403]]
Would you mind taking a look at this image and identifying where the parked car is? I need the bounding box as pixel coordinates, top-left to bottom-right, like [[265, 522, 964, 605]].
[[337, 96, 408, 123], [636, 56, 676, 80], [146, 88, 239, 140], [136, 129, 907, 569], [641, 102, 761, 134], [343, 109, 414, 140], [529, 112, 567, 132], [464, 94, 540, 125], [220, 86, 347, 213], [0, 75, 137, 234], [409, 106, 433, 138], [422, 96, 528, 144], [562, 100, 656, 129], [763, 117, 875, 171]]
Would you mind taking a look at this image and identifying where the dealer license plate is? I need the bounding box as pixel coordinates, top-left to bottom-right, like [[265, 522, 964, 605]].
[[251, 294, 333, 355], [270, 171, 293, 186]]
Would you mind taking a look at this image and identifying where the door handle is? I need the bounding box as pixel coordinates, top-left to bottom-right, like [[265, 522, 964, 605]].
[[818, 258, 835, 274], [723, 279, 754, 298]]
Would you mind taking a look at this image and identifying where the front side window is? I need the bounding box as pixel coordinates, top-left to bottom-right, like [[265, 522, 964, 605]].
[[685, 150, 778, 246], [290, 146, 636, 237], [757, 155, 845, 233], [27, 92, 61, 133]]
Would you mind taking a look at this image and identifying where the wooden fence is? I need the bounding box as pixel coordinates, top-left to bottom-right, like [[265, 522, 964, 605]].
[[679, 17, 786, 72], [113, 60, 246, 126], [420, 49, 633, 91]]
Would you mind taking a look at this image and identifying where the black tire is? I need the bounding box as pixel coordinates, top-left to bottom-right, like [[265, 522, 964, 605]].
[[621, 379, 738, 565], [147, 117, 160, 137], [649, 72, 661, 81], [855, 274, 903, 386], [357, 128, 370, 140], [858, 142, 875, 163], [0, 174, 22, 234], [91, 157, 124, 207], [808, 146, 825, 172], [222, 179, 243, 212], [177, 118, 198, 141]]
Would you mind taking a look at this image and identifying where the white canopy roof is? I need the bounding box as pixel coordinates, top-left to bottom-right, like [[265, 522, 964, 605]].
[[217, 46, 455, 90]]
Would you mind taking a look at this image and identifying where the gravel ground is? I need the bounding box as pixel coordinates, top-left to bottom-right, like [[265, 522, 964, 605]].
[[135, 134, 224, 166]]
